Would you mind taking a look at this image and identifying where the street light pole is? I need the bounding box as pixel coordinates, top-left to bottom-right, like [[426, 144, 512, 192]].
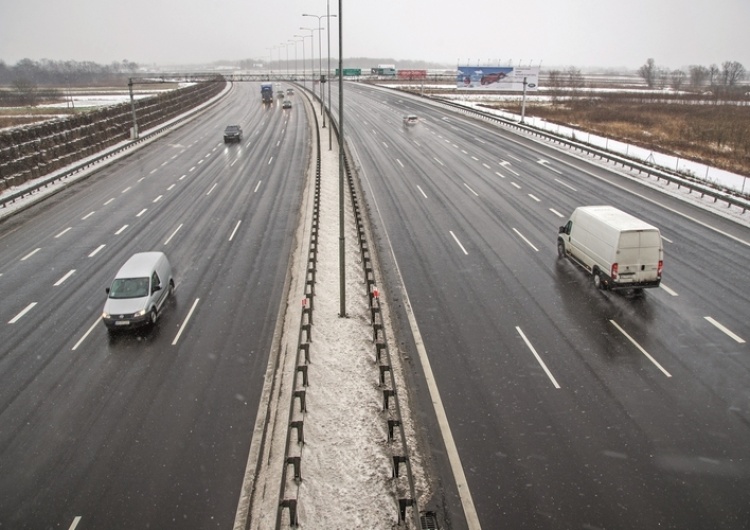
[[337, 0, 346, 317], [289, 39, 302, 81], [293, 34, 308, 90], [303, 12, 337, 130], [300, 27, 322, 100]]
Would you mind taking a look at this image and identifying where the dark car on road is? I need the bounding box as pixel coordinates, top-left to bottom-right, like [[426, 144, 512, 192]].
[[223, 125, 243, 143]]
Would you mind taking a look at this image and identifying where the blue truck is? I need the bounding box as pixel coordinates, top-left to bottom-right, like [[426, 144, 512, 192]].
[[261, 83, 273, 104]]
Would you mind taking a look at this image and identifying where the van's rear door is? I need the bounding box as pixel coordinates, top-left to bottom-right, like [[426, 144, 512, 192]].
[[616, 230, 662, 283]]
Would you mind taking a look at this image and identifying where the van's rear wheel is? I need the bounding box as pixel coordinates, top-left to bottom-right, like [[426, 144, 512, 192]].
[[593, 270, 603, 290]]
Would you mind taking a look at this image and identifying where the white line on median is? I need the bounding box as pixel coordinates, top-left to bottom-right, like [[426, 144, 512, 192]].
[[516, 326, 560, 388], [609, 320, 672, 377], [172, 298, 200, 345], [9, 302, 37, 324], [705, 316, 746, 344]]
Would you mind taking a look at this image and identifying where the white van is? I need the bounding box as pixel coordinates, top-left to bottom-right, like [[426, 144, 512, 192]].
[[102, 252, 174, 331], [557, 206, 663, 291]]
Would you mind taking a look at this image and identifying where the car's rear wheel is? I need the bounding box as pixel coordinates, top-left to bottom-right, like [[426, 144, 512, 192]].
[[593, 270, 603, 290]]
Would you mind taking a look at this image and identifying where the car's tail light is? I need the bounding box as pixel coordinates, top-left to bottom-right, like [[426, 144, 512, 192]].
[[657, 260, 663, 278], [611, 263, 619, 280]]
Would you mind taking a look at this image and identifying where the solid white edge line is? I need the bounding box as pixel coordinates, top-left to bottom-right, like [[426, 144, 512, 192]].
[[450, 231, 469, 255], [516, 326, 561, 389], [9, 302, 37, 324], [172, 298, 200, 346], [704, 316, 746, 344], [357, 154, 482, 529], [72, 318, 101, 351], [609, 320, 672, 377]]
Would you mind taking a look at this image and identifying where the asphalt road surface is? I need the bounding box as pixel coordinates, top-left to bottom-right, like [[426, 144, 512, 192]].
[[334, 83, 750, 530], [0, 83, 307, 529]]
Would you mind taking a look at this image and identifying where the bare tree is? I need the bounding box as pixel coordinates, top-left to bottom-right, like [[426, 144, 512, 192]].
[[709, 64, 720, 86], [670, 69, 686, 91], [657, 68, 670, 89], [547, 69, 562, 105], [721, 61, 746, 86], [12, 78, 38, 106], [638, 58, 657, 88], [689, 65, 709, 89]]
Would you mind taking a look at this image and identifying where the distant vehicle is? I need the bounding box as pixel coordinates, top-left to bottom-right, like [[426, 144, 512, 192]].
[[282, 100, 292, 109], [102, 252, 174, 332], [223, 125, 243, 143], [261, 83, 273, 104], [286, 88, 294, 95], [557, 205, 663, 292], [403, 115, 419, 126], [277, 91, 285, 99]]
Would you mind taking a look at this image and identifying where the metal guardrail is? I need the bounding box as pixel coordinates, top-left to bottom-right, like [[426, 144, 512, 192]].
[[0, 85, 228, 211], [430, 97, 750, 213]]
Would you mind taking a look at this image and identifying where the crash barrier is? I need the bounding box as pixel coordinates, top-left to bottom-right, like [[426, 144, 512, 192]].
[[276, 86, 322, 529], [0, 78, 225, 205], [276, 87, 423, 529], [428, 96, 750, 213]]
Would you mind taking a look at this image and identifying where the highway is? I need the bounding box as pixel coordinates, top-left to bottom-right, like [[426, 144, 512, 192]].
[[0, 83, 307, 529], [334, 83, 750, 529], [2, 79, 749, 530]]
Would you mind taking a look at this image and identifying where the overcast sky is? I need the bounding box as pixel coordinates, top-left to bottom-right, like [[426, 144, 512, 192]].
[[1, 0, 748, 70]]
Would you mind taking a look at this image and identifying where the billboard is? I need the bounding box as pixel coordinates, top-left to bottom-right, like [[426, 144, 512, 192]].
[[457, 66, 540, 91], [397, 69, 428, 80]]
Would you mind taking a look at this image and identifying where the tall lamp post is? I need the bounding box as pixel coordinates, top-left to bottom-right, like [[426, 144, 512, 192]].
[[293, 34, 309, 89], [289, 39, 302, 81], [303, 12, 337, 128], [300, 26, 323, 102]]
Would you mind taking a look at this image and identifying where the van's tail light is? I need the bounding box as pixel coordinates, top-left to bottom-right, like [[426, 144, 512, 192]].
[[657, 260, 663, 278], [611, 263, 618, 280]]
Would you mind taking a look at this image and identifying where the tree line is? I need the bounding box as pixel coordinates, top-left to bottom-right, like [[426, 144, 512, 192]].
[[0, 58, 140, 86], [638, 58, 746, 94]]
